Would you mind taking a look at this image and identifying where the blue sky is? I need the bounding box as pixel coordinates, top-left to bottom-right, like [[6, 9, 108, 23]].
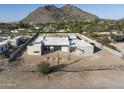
[[0, 4, 124, 22]]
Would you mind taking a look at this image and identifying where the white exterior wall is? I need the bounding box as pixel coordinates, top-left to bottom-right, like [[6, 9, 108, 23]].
[[76, 46, 94, 55], [0, 42, 9, 54], [27, 45, 42, 56], [61, 46, 69, 52], [10, 37, 22, 46], [10, 40, 17, 46]]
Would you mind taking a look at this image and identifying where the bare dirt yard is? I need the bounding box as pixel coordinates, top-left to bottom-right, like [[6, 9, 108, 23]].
[[21, 49, 124, 68], [0, 48, 124, 88], [1, 69, 124, 88]]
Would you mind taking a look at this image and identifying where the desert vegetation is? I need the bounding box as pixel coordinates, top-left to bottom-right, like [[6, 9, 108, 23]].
[[37, 62, 50, 74]]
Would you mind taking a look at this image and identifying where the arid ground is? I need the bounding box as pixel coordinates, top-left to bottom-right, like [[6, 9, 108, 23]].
[[0, 48, 124, 89], [1, 69, 124, 88]]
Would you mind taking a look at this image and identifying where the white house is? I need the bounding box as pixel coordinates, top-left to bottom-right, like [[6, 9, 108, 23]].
[[44, 37, 70, 52], [0, 36, 11, 42], [0, 29, 10, 33], [27, 34, 94, 56], [35, 27, 40, 30], [11, 30, 18, 33], [0, 41, 9, 54], [27, 35, 70, 55], [10, 36, 22, 46], [18, 28, 25, 31]]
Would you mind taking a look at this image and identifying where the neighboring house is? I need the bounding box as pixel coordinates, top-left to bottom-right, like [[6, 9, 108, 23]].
[[34, 27, 40, 30], [58, 30, 66, 32], [10, 36, 22, 46], [0, 36, 11, 42], [18, 28, 25, 31], [11, 30, 18, 33], [0, 41, 9, 54], [0, 29, 10, 33]]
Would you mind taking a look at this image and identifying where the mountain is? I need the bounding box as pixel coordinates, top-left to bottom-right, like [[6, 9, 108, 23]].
[[21, 4, 99, 24], [118, 17, 124, 21], [21, 5, 64, 24], [61, 4, 98, 21]]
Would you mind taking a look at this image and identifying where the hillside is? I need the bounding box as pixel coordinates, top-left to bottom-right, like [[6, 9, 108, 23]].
[[61, 4, 98, 21], [21, 4, 99, 24]]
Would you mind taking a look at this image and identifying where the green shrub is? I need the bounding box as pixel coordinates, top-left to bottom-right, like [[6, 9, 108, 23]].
[[110, 33, 124, 42], [97, 36, 111, 45], [102, 36, 111, 44], [37, 62, 50, 74]]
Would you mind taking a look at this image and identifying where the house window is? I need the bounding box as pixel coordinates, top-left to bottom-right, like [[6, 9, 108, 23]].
[[54, 46, 61, 51], [33, 51, 40, 53], [43, 46, 50, 51], [1, 47, 3, 51], [5, 45, 8, 49]]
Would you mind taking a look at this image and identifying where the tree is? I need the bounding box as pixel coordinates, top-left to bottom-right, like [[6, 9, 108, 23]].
[[15, 22, 32, 29], [101, 36, 111, 45], [37, 62, 50, 74]]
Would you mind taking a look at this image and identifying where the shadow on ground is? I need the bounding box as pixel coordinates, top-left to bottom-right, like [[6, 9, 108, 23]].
[[49, 58, 82, 73], [94, 46, 101, 53]]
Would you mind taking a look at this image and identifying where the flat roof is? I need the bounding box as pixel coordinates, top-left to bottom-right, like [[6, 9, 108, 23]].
[[68, 33, 77, 40], [0, 41, 8, 46], [12, 36, 22, 40], [34, 35, 45, 43], [75, 40, 93, 48], [44, 37, 70, 46], [32, 34, 93, 47]]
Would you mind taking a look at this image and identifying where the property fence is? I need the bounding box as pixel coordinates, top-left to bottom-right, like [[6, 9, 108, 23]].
[[77, 33, 124, 58], [9, 33, 39, 61]]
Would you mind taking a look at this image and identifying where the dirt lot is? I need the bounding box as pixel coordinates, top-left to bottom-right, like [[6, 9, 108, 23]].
[[21, 48, 124, 67], [0, 48, 124, 88], [0, 33, 124, 88], [1, 69, 124, 88]]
